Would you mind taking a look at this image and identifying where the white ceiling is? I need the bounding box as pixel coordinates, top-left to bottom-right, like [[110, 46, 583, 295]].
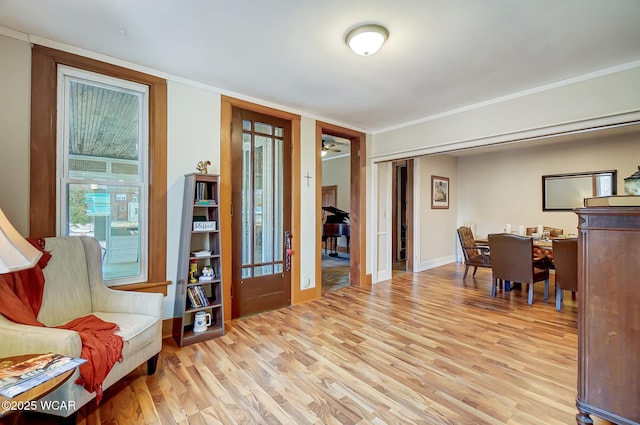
[[1, 1, 640, 133]]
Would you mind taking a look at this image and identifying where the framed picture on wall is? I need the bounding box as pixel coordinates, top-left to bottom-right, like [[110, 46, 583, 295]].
[[431, 175, 449, 209]]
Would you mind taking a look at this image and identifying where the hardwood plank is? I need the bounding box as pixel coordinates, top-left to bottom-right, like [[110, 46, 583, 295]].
[[20, 262, 614, 424]]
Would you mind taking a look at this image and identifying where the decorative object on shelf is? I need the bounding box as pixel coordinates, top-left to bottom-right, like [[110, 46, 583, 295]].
[[193, 311, 211, 333], [196, 160, 211, 174], [193, 221, 216, 231], [199, 265, 215, 282], [431, 175, 449, 209], [189, 260, 198, 283], [624, 165, 640, 195]]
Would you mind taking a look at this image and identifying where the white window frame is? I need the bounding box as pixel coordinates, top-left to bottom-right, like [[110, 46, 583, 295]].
[[56, 65, 149, 285]]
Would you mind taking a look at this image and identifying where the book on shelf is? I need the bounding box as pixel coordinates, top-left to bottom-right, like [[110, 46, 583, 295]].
[[198, 286, 210, 306], [195, 182, 208, 201], [187, 286, 199, 308], [192, 249, 211, 258], [584, 195, 640, 207], [187, 285, 209, 308], [194, 285, 209, 306], [0, 353, 87, 398]]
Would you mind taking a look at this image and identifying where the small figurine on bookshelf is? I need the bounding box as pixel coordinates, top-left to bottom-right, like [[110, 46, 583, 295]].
[[189, 260, 198, 283], [199, 264, 215, 282], [196, 160, 211, 174]]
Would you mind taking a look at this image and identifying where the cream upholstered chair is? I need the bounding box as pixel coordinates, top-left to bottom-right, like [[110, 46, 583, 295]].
[[0, 236, 163, 421]]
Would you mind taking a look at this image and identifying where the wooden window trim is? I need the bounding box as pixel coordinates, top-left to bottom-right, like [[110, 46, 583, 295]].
[[30, 45, 168, 292]]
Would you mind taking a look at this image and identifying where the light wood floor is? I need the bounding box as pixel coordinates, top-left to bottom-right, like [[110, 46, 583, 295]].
[[22, 262, 605, 424]]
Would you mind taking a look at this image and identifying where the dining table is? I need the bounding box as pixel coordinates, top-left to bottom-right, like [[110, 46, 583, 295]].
[[474, 235, 554, 249]]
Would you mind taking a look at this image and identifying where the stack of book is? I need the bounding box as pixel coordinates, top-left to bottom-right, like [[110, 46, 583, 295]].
[[187, 285, 210, 308], [584, 195, 640, 207], [195, 182, 208, 201]]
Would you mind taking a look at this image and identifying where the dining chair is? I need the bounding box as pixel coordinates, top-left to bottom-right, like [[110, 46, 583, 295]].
[[456, 226, 491, 279], [488, 233, 550, 305], [526, 226, 563, 237], [544, 226, 564, 237], [552, 238, 578, 311]]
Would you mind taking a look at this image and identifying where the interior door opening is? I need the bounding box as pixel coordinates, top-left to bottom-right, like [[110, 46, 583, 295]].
[[316, 121, 367, 292], [392, 159, 413, 274], [320, 135, 351, 293], [230, 107, 292, 318]]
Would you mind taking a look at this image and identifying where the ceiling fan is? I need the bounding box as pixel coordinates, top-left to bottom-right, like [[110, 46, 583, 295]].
[[322, 139, 342, 153]]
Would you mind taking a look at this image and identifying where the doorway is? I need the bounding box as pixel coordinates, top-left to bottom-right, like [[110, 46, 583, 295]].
[[321, 139, 351, 293], [316, 121, 368, 291], [230, 108, 292, 317], [392, 159, 414, 273]]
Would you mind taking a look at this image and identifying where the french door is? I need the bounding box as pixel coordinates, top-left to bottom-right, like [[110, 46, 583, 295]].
[[231, 108, 292, 318]]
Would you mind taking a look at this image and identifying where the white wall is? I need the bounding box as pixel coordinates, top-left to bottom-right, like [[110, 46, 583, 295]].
[[414, 155, 458, 270], [457, 130, 640, 240], [165, 80, 221, 319], [321, 155, 351, 213], [321, 155, 351, 249], [371, 64, 640, 161], [299, 116, 317, 289]]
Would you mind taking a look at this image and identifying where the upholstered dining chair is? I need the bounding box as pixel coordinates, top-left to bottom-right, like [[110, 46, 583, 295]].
[[552, 238, 578, 311], [526, 226, 564, 237], [544, 226, 564, 237], [488, 233, 550, 305], [456, 226, 491, 279]]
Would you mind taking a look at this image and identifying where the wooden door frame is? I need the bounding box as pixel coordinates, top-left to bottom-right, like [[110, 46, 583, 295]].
[[390, 159, 414, 272], [316, 121, 369, 289], [220, 96, 301, 321], [392, 161, 406, 263], [405, 159, 415, 272]]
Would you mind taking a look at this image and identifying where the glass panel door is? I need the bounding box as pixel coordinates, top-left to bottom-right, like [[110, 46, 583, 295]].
[[232, 109, 291, 318]]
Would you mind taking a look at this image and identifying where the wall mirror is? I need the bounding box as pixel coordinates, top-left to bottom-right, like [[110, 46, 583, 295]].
[[542, 170, 617, 211]]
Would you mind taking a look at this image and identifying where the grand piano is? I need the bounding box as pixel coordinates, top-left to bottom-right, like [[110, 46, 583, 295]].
[[322, 206, 350, 257]]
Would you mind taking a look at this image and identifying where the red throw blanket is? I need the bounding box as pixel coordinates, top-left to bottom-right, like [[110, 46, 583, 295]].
[[0, 238, 123, 403]]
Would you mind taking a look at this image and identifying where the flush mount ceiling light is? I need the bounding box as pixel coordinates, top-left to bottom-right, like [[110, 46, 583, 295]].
[[345, 24, 389, 56]]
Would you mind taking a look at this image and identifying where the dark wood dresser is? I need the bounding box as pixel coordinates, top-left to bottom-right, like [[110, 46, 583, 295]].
[[575, 206, 640, 425]]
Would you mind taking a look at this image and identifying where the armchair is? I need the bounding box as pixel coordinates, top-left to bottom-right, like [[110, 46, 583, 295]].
[[0, 236, 163, 420], [488, 233, 549, 305], [457, 226, 491, 278]]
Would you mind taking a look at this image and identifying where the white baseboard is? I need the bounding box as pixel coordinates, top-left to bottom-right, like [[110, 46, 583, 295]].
[[415, 255, 457, 272]]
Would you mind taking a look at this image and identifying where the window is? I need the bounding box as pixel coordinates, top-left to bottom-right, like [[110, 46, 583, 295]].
[[58, 66, 149, 284], [30, 45, 168, 291]]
